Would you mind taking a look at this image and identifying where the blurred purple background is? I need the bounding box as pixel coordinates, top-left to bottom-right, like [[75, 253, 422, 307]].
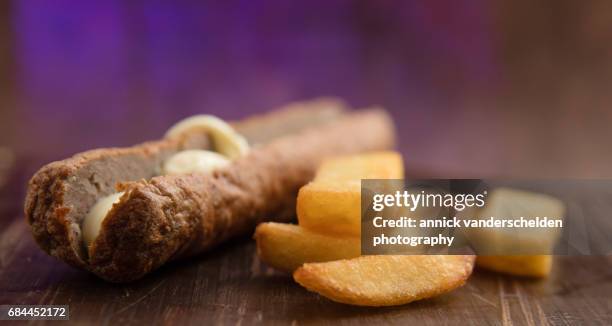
[[1, 1, 612, 178]]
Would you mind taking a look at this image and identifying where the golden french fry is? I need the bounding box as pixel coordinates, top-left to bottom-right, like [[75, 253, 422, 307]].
[[312, 151, 404, 181], [297, 151, 404, 236], [254, 222, 360, 272], [476, 255, 552, 278], [294, 255, 475, 306]]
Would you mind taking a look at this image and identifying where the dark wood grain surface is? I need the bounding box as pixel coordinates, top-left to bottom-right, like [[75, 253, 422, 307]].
[[0, 163, 611, 325]]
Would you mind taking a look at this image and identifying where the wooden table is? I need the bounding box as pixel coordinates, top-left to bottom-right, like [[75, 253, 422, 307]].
[[0, 164, 610, 325]]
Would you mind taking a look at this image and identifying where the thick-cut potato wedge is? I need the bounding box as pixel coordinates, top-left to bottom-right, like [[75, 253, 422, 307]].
[[254, 223, 360, 272], [312, 151, 404, 182], [297, 151, 404, 236], [294, 255, 475, 306], [464, 188, 564, 255], [476, 255, 552, 278], [461, 188, 563, 278]]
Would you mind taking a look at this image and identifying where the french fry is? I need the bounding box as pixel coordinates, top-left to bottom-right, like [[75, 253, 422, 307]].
[[476, 255, 553, 278], [297, 151, 404, 236], [461, 188, 564, 277], [312, 151, 404, 181], [294, 255, 475, 306], [254, 222, 360, 272]]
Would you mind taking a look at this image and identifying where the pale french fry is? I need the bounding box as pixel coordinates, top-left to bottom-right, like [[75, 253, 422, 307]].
[[297, 151, 404, 236], [461, 188, 564, 277], [254, 222, 360, 272], [294, 255, 475, 306], [476, 255, 552, 278]]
